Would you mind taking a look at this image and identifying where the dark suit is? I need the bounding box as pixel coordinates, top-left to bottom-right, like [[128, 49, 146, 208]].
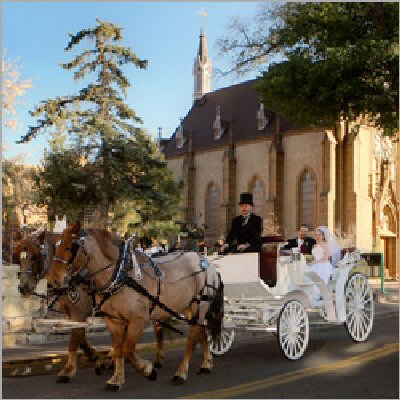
[[283, 237, 316, 255], [225, 213, 263, 253]]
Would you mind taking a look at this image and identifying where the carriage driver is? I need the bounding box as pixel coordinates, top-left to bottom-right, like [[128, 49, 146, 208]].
[[220, 192, 263, 253]]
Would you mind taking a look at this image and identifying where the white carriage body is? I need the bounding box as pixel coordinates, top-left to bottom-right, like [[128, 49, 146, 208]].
[[206, 248, 374, 359], [208, 250, 361, 326]]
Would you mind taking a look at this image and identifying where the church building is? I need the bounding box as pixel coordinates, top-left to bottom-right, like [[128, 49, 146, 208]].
[[162, 28, 399, 278]]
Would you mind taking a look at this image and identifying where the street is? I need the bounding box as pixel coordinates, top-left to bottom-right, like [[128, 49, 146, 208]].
[[2, 311, 398, 399]]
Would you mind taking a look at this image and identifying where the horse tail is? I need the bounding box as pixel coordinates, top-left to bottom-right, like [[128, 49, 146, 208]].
[[206, 272, 224, 343]]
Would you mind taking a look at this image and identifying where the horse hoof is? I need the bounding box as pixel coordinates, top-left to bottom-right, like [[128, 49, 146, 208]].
[[95, 364, 105, 375], [56, 376, 71, 384], [147, 368, 157, 381], [154, 362, 163, 369], [172, 375, 185, 385], [197, 368, 211, 375], [105, 383, 121, 391]]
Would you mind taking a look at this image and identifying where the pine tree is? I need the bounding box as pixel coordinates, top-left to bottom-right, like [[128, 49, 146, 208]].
[[20, 19, 179, 228]]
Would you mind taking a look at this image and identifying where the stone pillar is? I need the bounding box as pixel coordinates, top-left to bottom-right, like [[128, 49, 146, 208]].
[[183, 131, 196, 224], [266, 127, 284, 233], [221, 125, 237, 236], [335, 121, 346, 233], [2, 264, 47, 347], [320, 130, 337, 230], [344, 130, 357, 235]]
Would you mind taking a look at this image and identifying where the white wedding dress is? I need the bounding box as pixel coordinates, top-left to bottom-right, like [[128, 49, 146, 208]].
[[310, 245, 333, 300], [310, 245, 333, 284]]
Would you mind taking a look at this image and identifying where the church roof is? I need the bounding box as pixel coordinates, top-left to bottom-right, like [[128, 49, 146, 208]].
[[163, 79, 302, 158]]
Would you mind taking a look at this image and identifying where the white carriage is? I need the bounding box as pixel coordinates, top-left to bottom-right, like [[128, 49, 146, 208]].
[[207, 246, 374, 360]]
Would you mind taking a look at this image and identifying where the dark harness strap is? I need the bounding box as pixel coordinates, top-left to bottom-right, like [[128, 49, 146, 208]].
[[158, 320, 184, 335], [123, 276, 194, 324], [149, 277, 161, 315]]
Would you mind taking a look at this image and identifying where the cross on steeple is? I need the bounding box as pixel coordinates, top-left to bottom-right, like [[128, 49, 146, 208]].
[[198, 7, 208, 31]]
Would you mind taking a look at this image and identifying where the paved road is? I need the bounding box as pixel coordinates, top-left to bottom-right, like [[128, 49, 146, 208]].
[[2, 311, 398, 399]]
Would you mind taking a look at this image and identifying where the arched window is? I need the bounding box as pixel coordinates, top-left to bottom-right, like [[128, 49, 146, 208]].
[[249, 176, 265, 218], [205, 183, 219, 235], [299, 169, 316, 230]]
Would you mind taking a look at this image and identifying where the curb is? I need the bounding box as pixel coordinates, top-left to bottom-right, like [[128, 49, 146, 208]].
[[3, 338, 187, 378]]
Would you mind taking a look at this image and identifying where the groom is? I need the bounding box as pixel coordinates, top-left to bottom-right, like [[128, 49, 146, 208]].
[[284, 224, 316, 255]]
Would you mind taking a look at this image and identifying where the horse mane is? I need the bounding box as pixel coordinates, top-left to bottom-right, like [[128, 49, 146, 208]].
[[87, 229, 119, 263]]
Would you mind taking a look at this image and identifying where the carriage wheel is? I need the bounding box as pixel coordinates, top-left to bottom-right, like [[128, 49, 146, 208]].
[[344, 273, 374, 342], [208, 328, 235, 356], [277, 300, 309, 360]]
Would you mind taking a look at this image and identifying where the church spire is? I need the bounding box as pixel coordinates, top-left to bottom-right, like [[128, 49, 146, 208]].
[[193, 9, 212, 101]]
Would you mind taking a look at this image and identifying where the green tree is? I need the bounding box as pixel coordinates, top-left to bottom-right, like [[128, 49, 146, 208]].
[[218, 2, 399, 135], [36, 127, 181, 232], [20, 19, 180, 227], [2, 158, 39, 230]]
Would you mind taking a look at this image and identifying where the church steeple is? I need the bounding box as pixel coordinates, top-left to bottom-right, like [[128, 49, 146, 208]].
[[193, 11, 212, 101]]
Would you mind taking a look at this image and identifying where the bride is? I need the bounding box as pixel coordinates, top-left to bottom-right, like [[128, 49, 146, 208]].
[[309, 226, 342, 299]]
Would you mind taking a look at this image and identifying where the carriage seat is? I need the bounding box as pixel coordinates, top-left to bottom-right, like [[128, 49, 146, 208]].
[[259, 251, 277, 287], [258, 236, 285, 287]]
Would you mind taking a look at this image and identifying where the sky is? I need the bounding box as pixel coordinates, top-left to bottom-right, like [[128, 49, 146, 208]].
[[2, 1, 263, 165]]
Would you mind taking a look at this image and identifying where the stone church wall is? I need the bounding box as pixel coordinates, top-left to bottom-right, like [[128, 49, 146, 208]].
[[194, 149, 224, 231], [283, 130, 325, 238], [235, 140, 269, 215], [167, 158, 184, 185]]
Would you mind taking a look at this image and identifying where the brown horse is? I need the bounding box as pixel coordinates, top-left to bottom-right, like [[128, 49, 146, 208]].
[[46, 222, 170, 378], [47, 227, 224, 390], [15, 226, 109, 382]]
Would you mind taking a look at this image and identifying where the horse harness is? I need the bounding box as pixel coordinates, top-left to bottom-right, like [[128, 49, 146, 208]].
[[69, 235, 220, 328]]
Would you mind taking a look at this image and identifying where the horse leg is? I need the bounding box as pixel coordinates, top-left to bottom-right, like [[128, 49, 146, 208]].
[[172, 325, 200, 384], [78, 334, 111, 375], [57, 327, 82, 383], [105, 322, 126, 391], [153, 322, 165, 368], [124, 319, 157, 381], [197, 326, 213, 374]]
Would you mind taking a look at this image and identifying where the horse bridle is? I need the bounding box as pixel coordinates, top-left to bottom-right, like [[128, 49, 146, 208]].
[[54, 235, 117, 295], [52, 237, 81, 266], [18, 240, 50, 281]]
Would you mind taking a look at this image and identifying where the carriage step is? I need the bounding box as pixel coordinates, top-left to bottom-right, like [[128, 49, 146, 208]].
[[225, 315, 258, 321], [225, 307, 261, 313], [244, 325, 277, 332]]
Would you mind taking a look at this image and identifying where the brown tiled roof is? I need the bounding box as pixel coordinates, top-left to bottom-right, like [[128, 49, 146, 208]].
[[162, 79, 302, 158]]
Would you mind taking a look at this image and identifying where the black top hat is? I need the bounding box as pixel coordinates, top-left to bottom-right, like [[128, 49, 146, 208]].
[[239, 192, 253, 206]]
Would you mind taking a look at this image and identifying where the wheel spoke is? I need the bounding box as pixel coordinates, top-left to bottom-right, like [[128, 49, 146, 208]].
[[354, 314, 359, 339], [359, 314, 368, 335], [347, 311, 356, 328], [359, 310, 371, 329]]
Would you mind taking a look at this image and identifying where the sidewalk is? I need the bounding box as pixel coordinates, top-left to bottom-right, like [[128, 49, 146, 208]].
[[2, 328, 188, 378], [3, 279, 398, 378], [369, 278, 399, 304]]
